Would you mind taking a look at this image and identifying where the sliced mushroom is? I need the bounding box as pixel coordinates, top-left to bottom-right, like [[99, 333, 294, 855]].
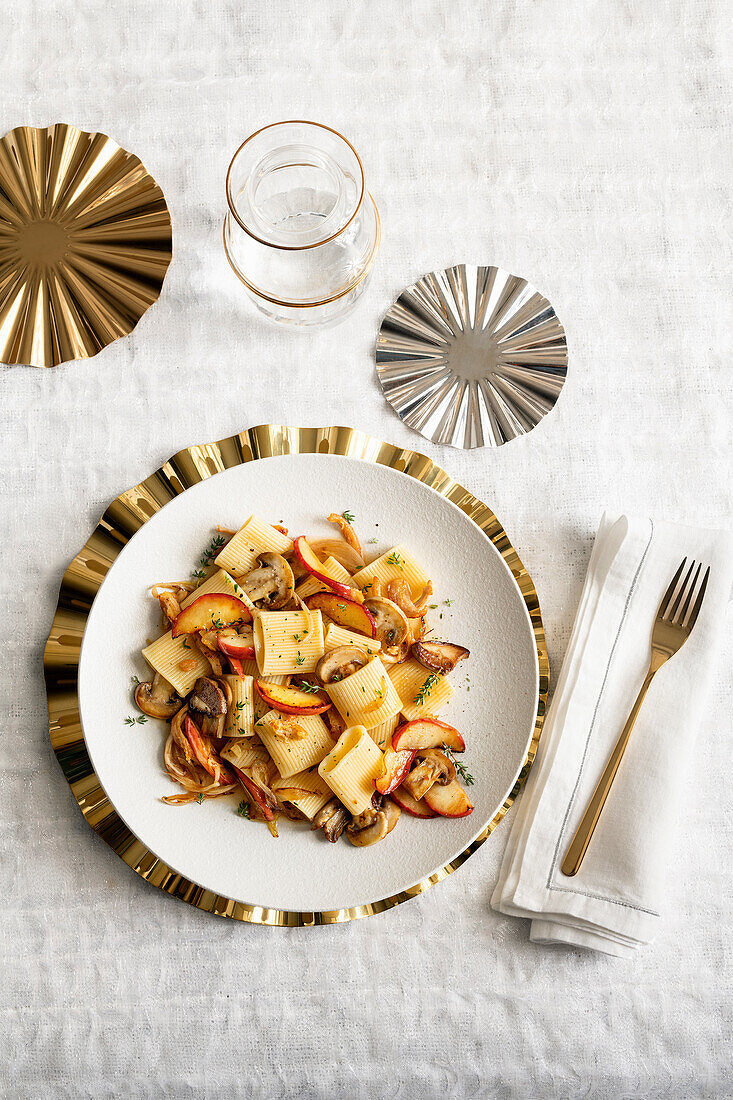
[[412, 640, 470, 674], [364, 596, 410, 648], [189, 676, 228, 738], [135, 673, 182, 719], [311, 798, 350, 842], [347, 798, 401, 846], [316, 645, 369, 685], [402, 749, 456, 801], [240, 552, 295, 610]]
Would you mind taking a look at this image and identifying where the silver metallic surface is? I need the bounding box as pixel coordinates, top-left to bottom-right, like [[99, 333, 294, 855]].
[[376, 264, 568, 448]]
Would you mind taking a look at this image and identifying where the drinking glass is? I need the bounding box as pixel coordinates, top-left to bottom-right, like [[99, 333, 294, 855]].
[[224, 121, 381, 327]]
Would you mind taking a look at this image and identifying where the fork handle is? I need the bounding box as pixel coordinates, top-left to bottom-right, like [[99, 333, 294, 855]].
[[560, 667, 657, 877]]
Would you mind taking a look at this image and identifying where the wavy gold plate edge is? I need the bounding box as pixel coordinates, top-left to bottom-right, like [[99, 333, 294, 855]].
[[43, 423, 549, 926]]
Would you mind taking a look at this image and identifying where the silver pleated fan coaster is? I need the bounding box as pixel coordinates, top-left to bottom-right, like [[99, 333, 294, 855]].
[[375, 264, 568, 449]]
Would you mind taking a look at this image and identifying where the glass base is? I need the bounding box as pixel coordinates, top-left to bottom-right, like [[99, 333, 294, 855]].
[[223, 215, 377, 328]]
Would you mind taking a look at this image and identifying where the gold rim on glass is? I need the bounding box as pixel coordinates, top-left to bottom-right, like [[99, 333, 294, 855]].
[[43, 424, 549, 926], [222, 198, 381, 308], [225, 120, 366, 251]]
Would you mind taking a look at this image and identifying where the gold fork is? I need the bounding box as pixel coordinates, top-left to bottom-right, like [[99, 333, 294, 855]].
[[561, 557, 710, 877]]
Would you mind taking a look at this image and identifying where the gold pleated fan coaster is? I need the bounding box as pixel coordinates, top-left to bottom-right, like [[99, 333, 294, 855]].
[[0, 123, 172, 367]]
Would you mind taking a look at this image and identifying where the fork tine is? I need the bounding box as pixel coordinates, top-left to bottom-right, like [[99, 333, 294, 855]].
[[685, 565, 710, 630], [675, 562, 702, 625], [659, 558, 686, 619], [666, 559, 696, 622]]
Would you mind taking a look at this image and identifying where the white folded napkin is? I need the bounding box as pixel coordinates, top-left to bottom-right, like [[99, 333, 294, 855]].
[[492, 513, 733, 956]]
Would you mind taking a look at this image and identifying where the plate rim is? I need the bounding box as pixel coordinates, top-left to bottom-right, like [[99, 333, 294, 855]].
[[43, 423, 549, 926]]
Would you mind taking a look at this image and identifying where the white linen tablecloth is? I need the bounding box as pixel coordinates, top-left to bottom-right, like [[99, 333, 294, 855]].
[[1, 2, 731, 1097]]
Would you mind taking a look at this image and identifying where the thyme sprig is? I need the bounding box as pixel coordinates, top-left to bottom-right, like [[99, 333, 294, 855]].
[[414, 672, 440, 706], [237, 800, 251, 818], [124, 715, 148, 726], [342, 510, 355, 524], [442, 743, 475, 786]]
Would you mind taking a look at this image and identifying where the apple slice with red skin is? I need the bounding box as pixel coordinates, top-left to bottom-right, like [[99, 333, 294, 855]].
[[391, 785, 437, 818], [305, 592, 376, 637], [218, 632, 255, 661], [228, 762, 277, 821], [255, 679, 332, 716], [172, 594, 251, 637], [391, 718, 465, 753], [423, 778, 473, 818], [375, 747, 415, 795], [292, 536, 360, 601]]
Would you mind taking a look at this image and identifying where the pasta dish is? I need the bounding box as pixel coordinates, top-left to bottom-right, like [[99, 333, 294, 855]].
[[132, 513, 473, 846]]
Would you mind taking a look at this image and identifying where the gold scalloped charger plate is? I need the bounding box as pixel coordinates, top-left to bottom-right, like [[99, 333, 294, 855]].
[[44, 425, 548, 925], [0, 123, 172, 368]]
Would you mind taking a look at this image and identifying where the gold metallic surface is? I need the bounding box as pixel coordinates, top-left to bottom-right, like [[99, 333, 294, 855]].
[[561, 557, 710, 876], [0, 123, 172, 368], [44, 424, 549, 925]]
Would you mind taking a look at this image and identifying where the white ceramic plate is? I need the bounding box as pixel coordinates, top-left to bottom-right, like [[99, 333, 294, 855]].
[[78, 453, 540, 914]]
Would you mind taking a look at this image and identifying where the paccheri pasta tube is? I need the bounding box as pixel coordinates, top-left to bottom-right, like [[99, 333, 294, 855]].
[[214, 516, 293, 577], [254, 609, 324, 675], [351, 545, 429, 600], [325, 655, 402, 729], [323, 622, 381, 656], [388, 658, 455, 721], [318, 726, 384, 815], [255, 710, 333, 778], [223, 674, 255, 738], [142, 634, 210, 696], [365, 713, 399, 751], [272, 768, 333, 820]]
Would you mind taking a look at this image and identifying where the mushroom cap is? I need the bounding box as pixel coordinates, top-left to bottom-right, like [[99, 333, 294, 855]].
[[311, 798, 350, 842], [134, 676, 181, 719], [412, 640, 470, 673], [403, 749, 455, 800], [346, 799, 400, 846], [364, 596, 410, 647], [189, 676, 227, 717], [316, 645, 369, 685], [241, 552, 295, 610]]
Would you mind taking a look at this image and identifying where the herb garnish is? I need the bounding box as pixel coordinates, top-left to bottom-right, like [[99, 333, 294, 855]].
[[342, 510, 355, 524], [414, 672, 440, 706], [237, 800, 250, 818], [442, 743, 475, 786], [195, 533, 226, 574], [298, 681, 321, 695], [196, 792, 204, 804], [131, 675, 141, 685], [295, 651, 305, 666], [386, 551, 404, 568], [124, 715, 148, 726]]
